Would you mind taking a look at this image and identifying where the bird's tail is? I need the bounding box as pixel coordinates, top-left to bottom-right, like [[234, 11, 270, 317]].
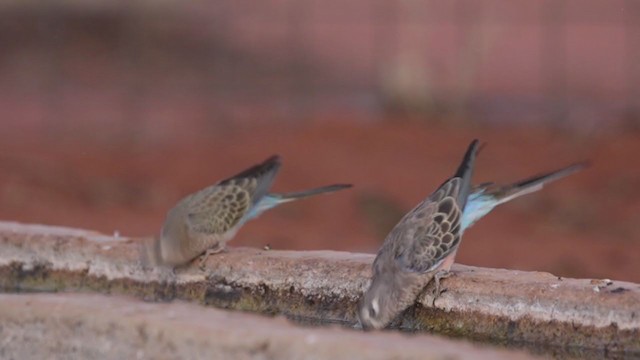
[[491, 162, 589, 205], [244, 184, 352, 221], [274, 183, 353, 201], [453, 139, 481, 210]]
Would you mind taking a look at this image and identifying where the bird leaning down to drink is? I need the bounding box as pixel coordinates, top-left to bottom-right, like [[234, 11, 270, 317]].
[[358, 139, 587, 330], [144, 155, 351, 270]]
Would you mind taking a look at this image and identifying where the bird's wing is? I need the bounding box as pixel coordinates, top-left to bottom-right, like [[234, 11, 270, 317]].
[[372, 139, 479, 274], [184, 184, 253, 235], [184, 155, 284, 236], [218, 155, 282, 206], [387, 177, 464, 273]]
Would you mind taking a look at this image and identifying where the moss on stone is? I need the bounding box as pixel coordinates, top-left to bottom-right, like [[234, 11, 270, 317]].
[[1, 261, 639, 360]]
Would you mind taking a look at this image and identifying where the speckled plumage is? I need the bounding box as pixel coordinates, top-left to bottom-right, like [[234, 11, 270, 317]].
[[359, 140, 479, 330], [146, 155, 351, 268], [359, 141, 587, 330]]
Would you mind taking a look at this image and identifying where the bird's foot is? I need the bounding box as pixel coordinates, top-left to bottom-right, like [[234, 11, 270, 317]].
[[198, 245, 224, 271], [430, 270, 453, 306]]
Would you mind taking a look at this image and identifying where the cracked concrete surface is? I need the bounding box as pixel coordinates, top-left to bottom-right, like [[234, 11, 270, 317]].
[[0, 293, 539, 360], [0, 221, 639, 358]]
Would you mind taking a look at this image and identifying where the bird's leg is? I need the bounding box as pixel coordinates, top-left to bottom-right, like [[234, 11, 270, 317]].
[[430, 270, 453, 305], [198, 243, 225, 271]]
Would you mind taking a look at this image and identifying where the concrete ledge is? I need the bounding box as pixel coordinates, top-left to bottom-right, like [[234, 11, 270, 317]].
[[0, 293, 538, 359], [0, 221, 639, 358]]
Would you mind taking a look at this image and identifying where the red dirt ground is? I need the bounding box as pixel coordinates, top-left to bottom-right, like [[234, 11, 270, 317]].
[[1, 120, 638, 282]]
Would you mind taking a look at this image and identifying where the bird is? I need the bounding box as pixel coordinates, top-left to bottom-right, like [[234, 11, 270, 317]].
[[144, 155, 351, 269], [358, 140, 587, 330]]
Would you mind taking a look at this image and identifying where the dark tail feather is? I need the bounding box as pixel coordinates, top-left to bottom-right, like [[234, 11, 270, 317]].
[[497, 162, 589, 203], [454, 139, 481, 209], [219, 155, 282, 205], [275, 183, 352, 200], [220, 155, 282, 183]]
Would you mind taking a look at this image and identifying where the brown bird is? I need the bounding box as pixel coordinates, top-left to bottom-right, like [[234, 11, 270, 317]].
[[144, 155, 351, 269], [358, 140, 586, 330]]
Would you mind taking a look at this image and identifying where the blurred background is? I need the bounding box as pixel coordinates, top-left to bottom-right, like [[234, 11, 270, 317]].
[[0, 0, 638, 282]]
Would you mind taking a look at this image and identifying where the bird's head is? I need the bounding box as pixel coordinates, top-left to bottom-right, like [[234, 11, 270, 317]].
[[358, 271, 402, 331], [152, 207, 189, 267]]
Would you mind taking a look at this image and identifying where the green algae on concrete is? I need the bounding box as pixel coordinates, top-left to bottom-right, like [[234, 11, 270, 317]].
[[0, 222, 639, 359], [1, 259, 639, 360]]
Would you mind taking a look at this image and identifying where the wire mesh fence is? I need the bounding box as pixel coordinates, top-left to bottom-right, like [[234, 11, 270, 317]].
[[0, 0, 638, 140]]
